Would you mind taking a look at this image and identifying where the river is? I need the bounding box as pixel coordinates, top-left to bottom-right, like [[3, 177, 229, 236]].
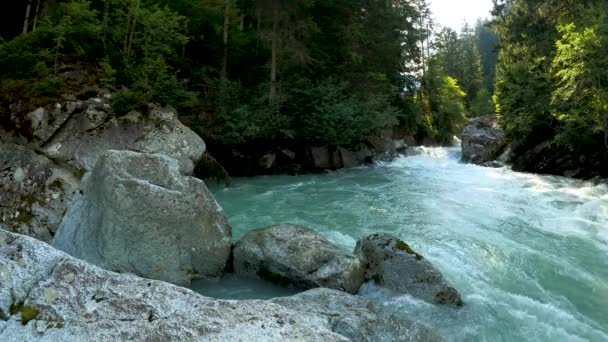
[[194, 146, 608, 341]]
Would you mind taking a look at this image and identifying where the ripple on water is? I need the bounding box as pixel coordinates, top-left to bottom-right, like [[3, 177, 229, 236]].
[[206, 147, 608, 341]]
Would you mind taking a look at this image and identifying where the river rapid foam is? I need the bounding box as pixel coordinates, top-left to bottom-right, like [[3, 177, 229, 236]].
[[203, 146, 608, 341]]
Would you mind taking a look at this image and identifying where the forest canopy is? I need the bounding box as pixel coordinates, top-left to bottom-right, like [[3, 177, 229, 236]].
[[1, 0, 499, 150]]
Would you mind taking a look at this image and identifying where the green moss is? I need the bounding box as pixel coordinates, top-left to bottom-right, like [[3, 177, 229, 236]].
[[256, 267, 292, 287], [14, 211, 34, 224], [48, 179, 64, 191], [395, 240, 423, 260], [22, 193, 45, 207], [9, 303, 39, 325], [11, 193, 47, 226]]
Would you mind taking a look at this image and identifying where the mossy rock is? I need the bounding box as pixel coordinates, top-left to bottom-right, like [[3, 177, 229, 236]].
[[394, 240, 423, 260], [10, 302, 40, 325]]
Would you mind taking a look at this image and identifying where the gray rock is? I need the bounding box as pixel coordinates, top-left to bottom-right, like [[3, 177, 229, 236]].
[[233, 224, 365, 294], [403, 146, 425, 157], [461, 115, 506, 165], [355, 234, 463, 306], [0, 142, 79, 241], [0, 229, 439, 341], [338, 145, 373, 168], [42, 101, 205, 175], [273, 289, 442, 342], [310, 146, 332, 169], [259, 153, 277, 169], [52, 150, 231, 286], [280, 148, 296, 160]]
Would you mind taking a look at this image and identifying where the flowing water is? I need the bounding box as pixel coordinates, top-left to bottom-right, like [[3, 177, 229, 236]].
[[198, 147, 608, 341]]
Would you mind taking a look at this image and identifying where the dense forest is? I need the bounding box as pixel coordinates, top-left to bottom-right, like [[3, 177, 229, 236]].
[[0, 0, 606, 177], [492, 0, 608, 177], [0, 0, 497, 172]]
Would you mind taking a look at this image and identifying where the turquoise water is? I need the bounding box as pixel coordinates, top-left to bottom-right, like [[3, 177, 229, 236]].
[[207, 147, 608, 341]]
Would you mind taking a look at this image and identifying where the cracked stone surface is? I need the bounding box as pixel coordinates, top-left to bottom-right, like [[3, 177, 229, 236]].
[[461, 115, 506, 165], [355, 234, 463, 307], [0, 142, 79, 241], [1, 97, 206, 242], [40, 101, 205, 175], [233, 224, 365, 294], [52, 150, 232, 286], [0, 229, 441, 341]]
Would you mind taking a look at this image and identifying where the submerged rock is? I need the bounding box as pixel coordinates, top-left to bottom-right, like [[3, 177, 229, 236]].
[[0, 229, 440, 341], [233, 224, 365, 294], [461, 115, 506, 165], [0, 142, 79, 241], [52, 150, 231, 286], [355, 233, 463, 306]]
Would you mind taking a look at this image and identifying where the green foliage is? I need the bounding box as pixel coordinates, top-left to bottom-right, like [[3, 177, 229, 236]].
[[418, 70, 467, 144], [432, 76, 467, 143], [551, 22, 608, 149], [492, 0, 608, 154], [201, 79, 290, 145], [0, 31, 52, 79], [471, 88, 495, 116], [0, 0, 467, 153], [111, 89, 147, 115], [291, 78, 398, 147]]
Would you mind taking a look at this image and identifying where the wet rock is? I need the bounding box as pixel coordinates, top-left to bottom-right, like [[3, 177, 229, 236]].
[[273, 288, 442, 342], [1, 229, 439, 341], [259, 153, 277, 169], [0, 142, 79, 241], [461, 115, 506, 165], [309, 147, 332, 169], [338, 145, 373, 168], [233, 224, 365, 294], [355, 233, 463, 306], [280, 148, 296, 160], [52, 150, 231, 286]]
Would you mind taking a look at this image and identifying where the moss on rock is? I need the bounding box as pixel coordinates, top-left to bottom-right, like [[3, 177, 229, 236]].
[[9, 302, 40, 325], [394, 240, 423, 260]]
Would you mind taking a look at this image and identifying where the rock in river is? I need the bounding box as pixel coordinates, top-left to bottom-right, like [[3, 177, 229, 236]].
[[52, 150, 231, 286], [0, 229, 441, 341], [355, 233, 463, 306], [233, 224, 365, 294], [461, 115, 506, 165]]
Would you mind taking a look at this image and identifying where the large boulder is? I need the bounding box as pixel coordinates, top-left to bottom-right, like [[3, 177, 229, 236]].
[[337, 145, 374, 168], [42, 101, 205, 175], [461, 115, 506, 165], [355, 234, 463, 306], [273, 288, 441, 342], [233, 224, 365, 294], [52, 150, 231, 286], [309, 146, 333, 170], [0, 142, 79, 241], [0, 229, 440, 341]]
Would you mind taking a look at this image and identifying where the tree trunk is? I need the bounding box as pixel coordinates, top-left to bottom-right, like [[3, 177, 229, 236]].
[[127, 0, 141, 54], [221, 0, 230, 80], [269, 2, 278, 100], [124, 2, 132, 52], [255, 9, 261, 55], [32, 0, 41, 32], [101, 0, 110, 50], [23, 0, 33, 34], [240, 14, 244, 31]]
